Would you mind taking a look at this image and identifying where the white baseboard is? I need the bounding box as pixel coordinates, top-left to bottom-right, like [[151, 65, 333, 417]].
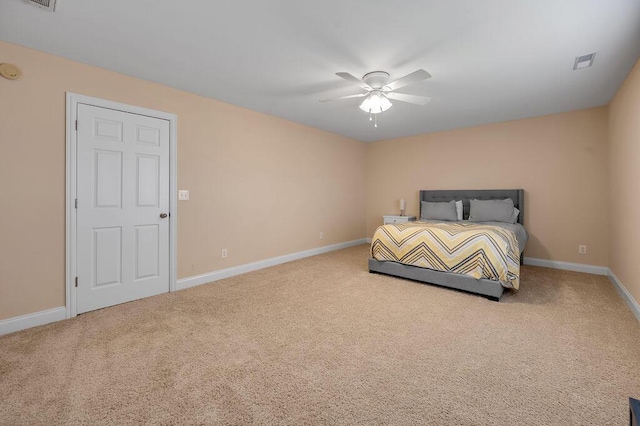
[[523, 257, 608, 276], [177, 238, 368, 291], [608, 270, 640, 323], [5, 248, 633, 335], [0, 239, 368, 335], [524, 257, 639, 323], [0, 306, 66, 336]]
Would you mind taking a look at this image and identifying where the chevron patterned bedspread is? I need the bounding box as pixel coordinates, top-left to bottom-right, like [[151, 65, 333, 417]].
[[371, 221, 521, 289]]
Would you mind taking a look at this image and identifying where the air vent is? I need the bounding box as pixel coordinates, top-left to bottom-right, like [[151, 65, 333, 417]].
[[573, 53, 596, 70], [26, 0, 57, 11]]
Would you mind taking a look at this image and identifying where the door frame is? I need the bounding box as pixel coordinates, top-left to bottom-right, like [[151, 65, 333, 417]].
[[65, 93, 178, 318]]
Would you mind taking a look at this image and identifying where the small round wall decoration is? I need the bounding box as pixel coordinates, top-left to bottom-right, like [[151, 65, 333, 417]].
[[0, 63, 23, 80]]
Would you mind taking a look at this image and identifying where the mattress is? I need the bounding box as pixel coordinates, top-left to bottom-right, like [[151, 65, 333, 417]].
[[371, 220, 523, 289]]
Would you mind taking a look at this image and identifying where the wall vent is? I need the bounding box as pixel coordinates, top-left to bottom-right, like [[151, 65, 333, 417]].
[[573, 52, 596, 70], [26, 0, 57, 11]]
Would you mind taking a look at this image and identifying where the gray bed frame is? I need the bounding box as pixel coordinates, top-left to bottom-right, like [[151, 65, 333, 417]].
[[368, 189, 525, 301]]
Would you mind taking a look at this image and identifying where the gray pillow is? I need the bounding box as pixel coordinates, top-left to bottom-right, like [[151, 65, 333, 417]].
[[421, 200, 458, 221], [468, 198, 515, 223]]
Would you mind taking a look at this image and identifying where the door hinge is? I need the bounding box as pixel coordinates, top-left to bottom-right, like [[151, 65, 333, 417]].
[[75, 120, 78, 131], [75, 198, 78, 209], [75, 277, 78, 288]]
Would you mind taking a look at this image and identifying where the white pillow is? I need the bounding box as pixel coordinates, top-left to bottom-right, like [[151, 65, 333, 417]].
[[455, 200, 463, 221], [512, 207, 520, 223]]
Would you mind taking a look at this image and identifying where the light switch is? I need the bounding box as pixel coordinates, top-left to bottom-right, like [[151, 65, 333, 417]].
[[178, 190, 190, 201]]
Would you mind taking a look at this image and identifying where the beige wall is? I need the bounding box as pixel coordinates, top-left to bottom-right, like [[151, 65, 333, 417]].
[[0, 39, 629, 322], [0, 41, 366, 320], [609, 59, 640, 305], [365, 108, 610, 266]]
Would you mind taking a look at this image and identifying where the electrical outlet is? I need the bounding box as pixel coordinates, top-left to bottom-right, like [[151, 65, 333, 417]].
[[319, 232, 324, 240], [178, 190, 190, 200], [578, 245, 587, 255], [221, 248, 228, 258]]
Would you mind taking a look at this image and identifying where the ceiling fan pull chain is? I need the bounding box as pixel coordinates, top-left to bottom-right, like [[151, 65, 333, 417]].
[[374, 114, 378, 128], [369, 110, 372, 121]]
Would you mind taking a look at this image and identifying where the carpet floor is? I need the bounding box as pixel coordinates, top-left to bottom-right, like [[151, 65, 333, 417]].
[[1, 244, 639, 425]]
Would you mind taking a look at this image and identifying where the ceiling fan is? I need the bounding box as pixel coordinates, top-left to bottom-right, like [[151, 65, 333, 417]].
[[320, 69, 432, 126]]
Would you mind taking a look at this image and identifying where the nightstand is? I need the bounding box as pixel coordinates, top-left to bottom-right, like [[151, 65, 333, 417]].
[[383, 215, 416, 224]]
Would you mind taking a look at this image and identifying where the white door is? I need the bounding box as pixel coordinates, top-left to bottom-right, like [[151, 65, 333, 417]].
[[76, 104, 170, 314]]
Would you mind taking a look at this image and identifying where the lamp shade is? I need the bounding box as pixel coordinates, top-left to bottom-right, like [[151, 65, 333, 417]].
[[359, 91, 392, 114]]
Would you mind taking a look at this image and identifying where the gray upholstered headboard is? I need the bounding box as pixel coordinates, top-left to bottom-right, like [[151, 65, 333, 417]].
[[419, 189, 525, 225]]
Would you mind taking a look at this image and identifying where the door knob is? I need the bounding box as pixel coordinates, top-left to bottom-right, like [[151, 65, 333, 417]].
[[160, 213, 168, 218]]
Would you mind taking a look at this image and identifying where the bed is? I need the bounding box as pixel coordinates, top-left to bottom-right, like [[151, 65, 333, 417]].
[[368, 189, 526, 301]]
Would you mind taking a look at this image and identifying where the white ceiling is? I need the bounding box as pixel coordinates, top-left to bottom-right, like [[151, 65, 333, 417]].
[[1, 0, 639, 142]]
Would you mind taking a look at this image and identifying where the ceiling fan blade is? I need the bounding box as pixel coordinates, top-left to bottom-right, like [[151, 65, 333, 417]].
[[335, 72, 371, 90], [319, 93, 367, 102], [386, 92, 431, 105], [385, 69, 432, 91]]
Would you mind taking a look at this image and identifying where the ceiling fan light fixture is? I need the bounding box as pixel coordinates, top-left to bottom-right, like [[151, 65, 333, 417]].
[[359, 91, 392, 114]]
